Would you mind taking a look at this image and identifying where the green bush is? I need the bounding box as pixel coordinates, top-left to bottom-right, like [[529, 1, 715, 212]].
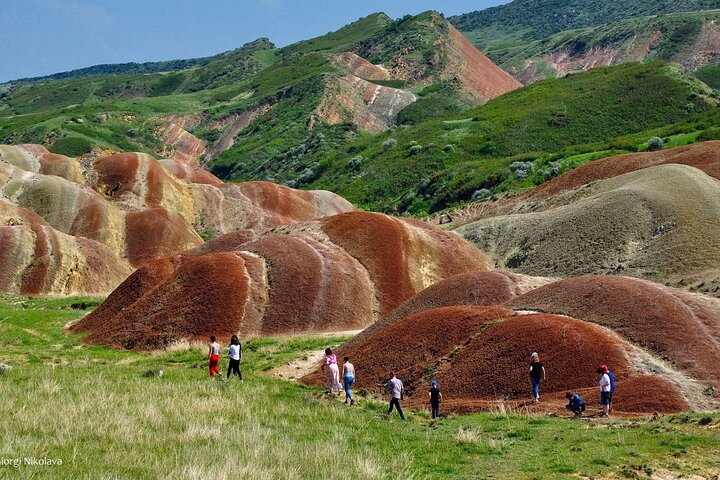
[[647, 136, 665, 151], [49, 136, 93, 157], [698, 128, 720, 141]]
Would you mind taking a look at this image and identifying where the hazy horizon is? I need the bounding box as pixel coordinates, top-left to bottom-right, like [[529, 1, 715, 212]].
[[0, 0, 506, 83]]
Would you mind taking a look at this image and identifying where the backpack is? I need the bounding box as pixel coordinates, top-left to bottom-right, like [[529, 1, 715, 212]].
[[608, 371, 616, 392]]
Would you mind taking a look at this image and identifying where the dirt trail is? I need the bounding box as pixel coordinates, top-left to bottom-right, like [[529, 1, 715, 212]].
[[268, 330, 363, 381]]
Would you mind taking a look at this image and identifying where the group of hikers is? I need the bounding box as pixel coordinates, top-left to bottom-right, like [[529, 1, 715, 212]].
[[207, 335, 243, 381], [530, 352, 616, 418], [207, 338, 616, 419]]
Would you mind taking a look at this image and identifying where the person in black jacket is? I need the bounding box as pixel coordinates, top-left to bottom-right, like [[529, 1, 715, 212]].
[[529, 352, 546, 403], [428, 380, 442, 419]]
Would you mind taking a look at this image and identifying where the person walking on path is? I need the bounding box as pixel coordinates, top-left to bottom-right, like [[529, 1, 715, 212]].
[[208, 336, 221, 379], [342, 356, 355, 405], [529, 352, 546, 403], [322, 348, 342, 394], [429, 380, 442, 419], [565, 392, 586, 418], [598, 366, 613, 417], [227, 335, 243, 381], [378, 373, 405, 420]]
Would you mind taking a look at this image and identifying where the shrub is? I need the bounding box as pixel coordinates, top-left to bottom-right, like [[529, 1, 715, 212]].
[[198, 228, 220, 241], [471, 189, 491, 201], [548, 161, 561, 176], [478, 141, 498, 155], [297, 167, 317, 183], [49, 136, 93, 157], [347, 155, 362, 170], [383, 138, 397, 151], [409, 145, 423, 155], [509, 161, 533, 175], [647, 136, 664, 151], [698, 128, 720, 141]]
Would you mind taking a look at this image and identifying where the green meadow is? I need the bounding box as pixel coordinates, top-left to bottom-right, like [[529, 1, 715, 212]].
[[0, 296, 719, 479]]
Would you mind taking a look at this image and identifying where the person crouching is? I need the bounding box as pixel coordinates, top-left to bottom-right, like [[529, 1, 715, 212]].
[[565, 392, 586, 418]]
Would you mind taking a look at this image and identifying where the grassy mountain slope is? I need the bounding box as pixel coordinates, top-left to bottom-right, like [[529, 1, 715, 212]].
[[451, 0, 720, 49], [0, 12, 520, 188], [208, 11, 520, 183], [7, 57, 211, 84], [697, 65, 720, 88], [0, 15, 391, 160], [305, 61, 719, 214], [0, 38, 278, 116], [485, 10, 720, 83]]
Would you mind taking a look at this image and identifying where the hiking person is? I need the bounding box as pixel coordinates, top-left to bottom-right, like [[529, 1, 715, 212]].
[[227, 335, 242, 380], [598, 366, 612, 417], [429, 379, 442, 419], [208, 336, 221, 379], [377, 372, 405, 420], [321, 348, 342, 394], [565, 392, 586, 418], [604, 365, 616, 413], [529, 352, 546, 403], [342, 356, 355, 405]]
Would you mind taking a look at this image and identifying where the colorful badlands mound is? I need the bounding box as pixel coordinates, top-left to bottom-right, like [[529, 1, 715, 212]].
[[508, 275, 720, 393], [71, 211, 491, 349], [0, 201, 131, 295], [344, 271, 554, 348], [0, 144, 355, 294], [457, 164, 720, 296], [302, 306, 691, 414], [303, 274, 720, 414]]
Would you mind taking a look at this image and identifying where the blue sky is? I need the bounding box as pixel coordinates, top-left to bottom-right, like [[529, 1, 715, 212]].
[[0, 0, 506, 82]]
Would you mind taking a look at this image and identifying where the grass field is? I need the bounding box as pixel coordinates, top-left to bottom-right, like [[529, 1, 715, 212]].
[[1, 296, 719, 479]]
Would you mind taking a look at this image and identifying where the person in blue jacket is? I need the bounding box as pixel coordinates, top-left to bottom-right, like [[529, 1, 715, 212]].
[[565, 392, 586, 418]]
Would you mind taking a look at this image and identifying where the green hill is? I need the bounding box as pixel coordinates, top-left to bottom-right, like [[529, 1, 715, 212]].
[[0, 38, 279, 116], [0, 14, 391, 160], [450, 0, 720, 51], [7, 56, 211, 84], [305, 61, 719, 214], [0, 11, 519, 185], [479, 10, 720, 83]]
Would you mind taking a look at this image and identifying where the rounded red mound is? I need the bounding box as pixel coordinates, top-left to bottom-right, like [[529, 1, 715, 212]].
[[344, 271, 523, 351], [72, 213, 489, 349], [301, 306, 515, 393], [508, 275, 720, 391], [303, 307, 691, 414], [530, 141, 720, 199], [321, 212, 492, 314]]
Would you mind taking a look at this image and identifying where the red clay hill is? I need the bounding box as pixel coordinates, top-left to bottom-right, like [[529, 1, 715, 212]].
[[70, 211, 491, 349], [528, 141, 720, 200], [0, 144, 355, 295], [303, 273, 720, 415]]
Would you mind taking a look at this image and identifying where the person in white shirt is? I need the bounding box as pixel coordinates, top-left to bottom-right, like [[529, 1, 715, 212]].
[[227, 335, 243, 381], [377, 373, 405, 420], [598, 367, 612, 417]]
